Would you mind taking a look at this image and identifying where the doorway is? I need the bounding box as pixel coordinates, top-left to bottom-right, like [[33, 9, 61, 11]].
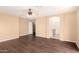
[[28, 21, 36, 37], [49, 16, 60, 39]]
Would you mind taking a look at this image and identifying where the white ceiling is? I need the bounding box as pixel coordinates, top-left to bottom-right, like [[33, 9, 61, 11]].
[[0, 6, 78, 17]]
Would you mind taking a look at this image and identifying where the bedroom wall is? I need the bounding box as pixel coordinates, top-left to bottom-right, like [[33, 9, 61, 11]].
[[19, 18, 28, 36], [59, 11, 77, 42], [0, 12, 19, 42], [36, 17, 48, 38], [0, 12, 29, 42], [76, 8, 79, 48]]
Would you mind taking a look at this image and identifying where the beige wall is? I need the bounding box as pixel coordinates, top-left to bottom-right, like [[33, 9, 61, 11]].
[[0, 13, 19, 42], [76, 8, 79, 48], [0, 12, 28, 42], [36, 17, 48, 38], [59, 12, 77, 42], [19, 18, 28, 36]]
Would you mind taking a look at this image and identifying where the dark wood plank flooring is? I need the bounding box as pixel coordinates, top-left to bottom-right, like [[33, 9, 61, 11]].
[[0, 35, 78, 53]]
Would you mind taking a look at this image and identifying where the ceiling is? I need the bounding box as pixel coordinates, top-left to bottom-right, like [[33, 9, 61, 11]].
[[0, 6, 78, 18]]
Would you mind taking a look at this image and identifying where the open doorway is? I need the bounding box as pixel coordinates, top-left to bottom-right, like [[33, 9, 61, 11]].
[[48, 16, 60, 39], [28, 21, 36, 37], [28, 21, 33, 35]]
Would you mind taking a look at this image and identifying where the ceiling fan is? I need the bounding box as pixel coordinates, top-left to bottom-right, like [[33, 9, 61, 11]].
[[20, 8, 38, 22], [27, 9, 36, 21]]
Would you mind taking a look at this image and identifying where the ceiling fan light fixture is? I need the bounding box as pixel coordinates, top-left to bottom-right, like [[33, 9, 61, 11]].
[[27, 9, 36, 22], [28, 9, 32, 15]]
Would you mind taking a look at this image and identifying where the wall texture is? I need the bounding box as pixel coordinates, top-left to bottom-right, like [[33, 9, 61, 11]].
[[19, 18, 28, 36], [59, 12, 77, 42], [36, 17, 48, 38], [0, 13, 19, 42], [76, 8, 79, 48], [0, 12, 28, 42]]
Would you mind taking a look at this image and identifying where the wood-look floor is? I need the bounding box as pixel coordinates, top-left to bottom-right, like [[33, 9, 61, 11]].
[[0, 35, 78, 53]]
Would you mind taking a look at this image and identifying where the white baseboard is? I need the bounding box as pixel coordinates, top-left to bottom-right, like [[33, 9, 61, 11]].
[[59, 39, 76, 43], [0, 34, 76, 44], [0, 36, 19, 43], [19, 34, 29, 37], [44, 37, 76, 43]]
